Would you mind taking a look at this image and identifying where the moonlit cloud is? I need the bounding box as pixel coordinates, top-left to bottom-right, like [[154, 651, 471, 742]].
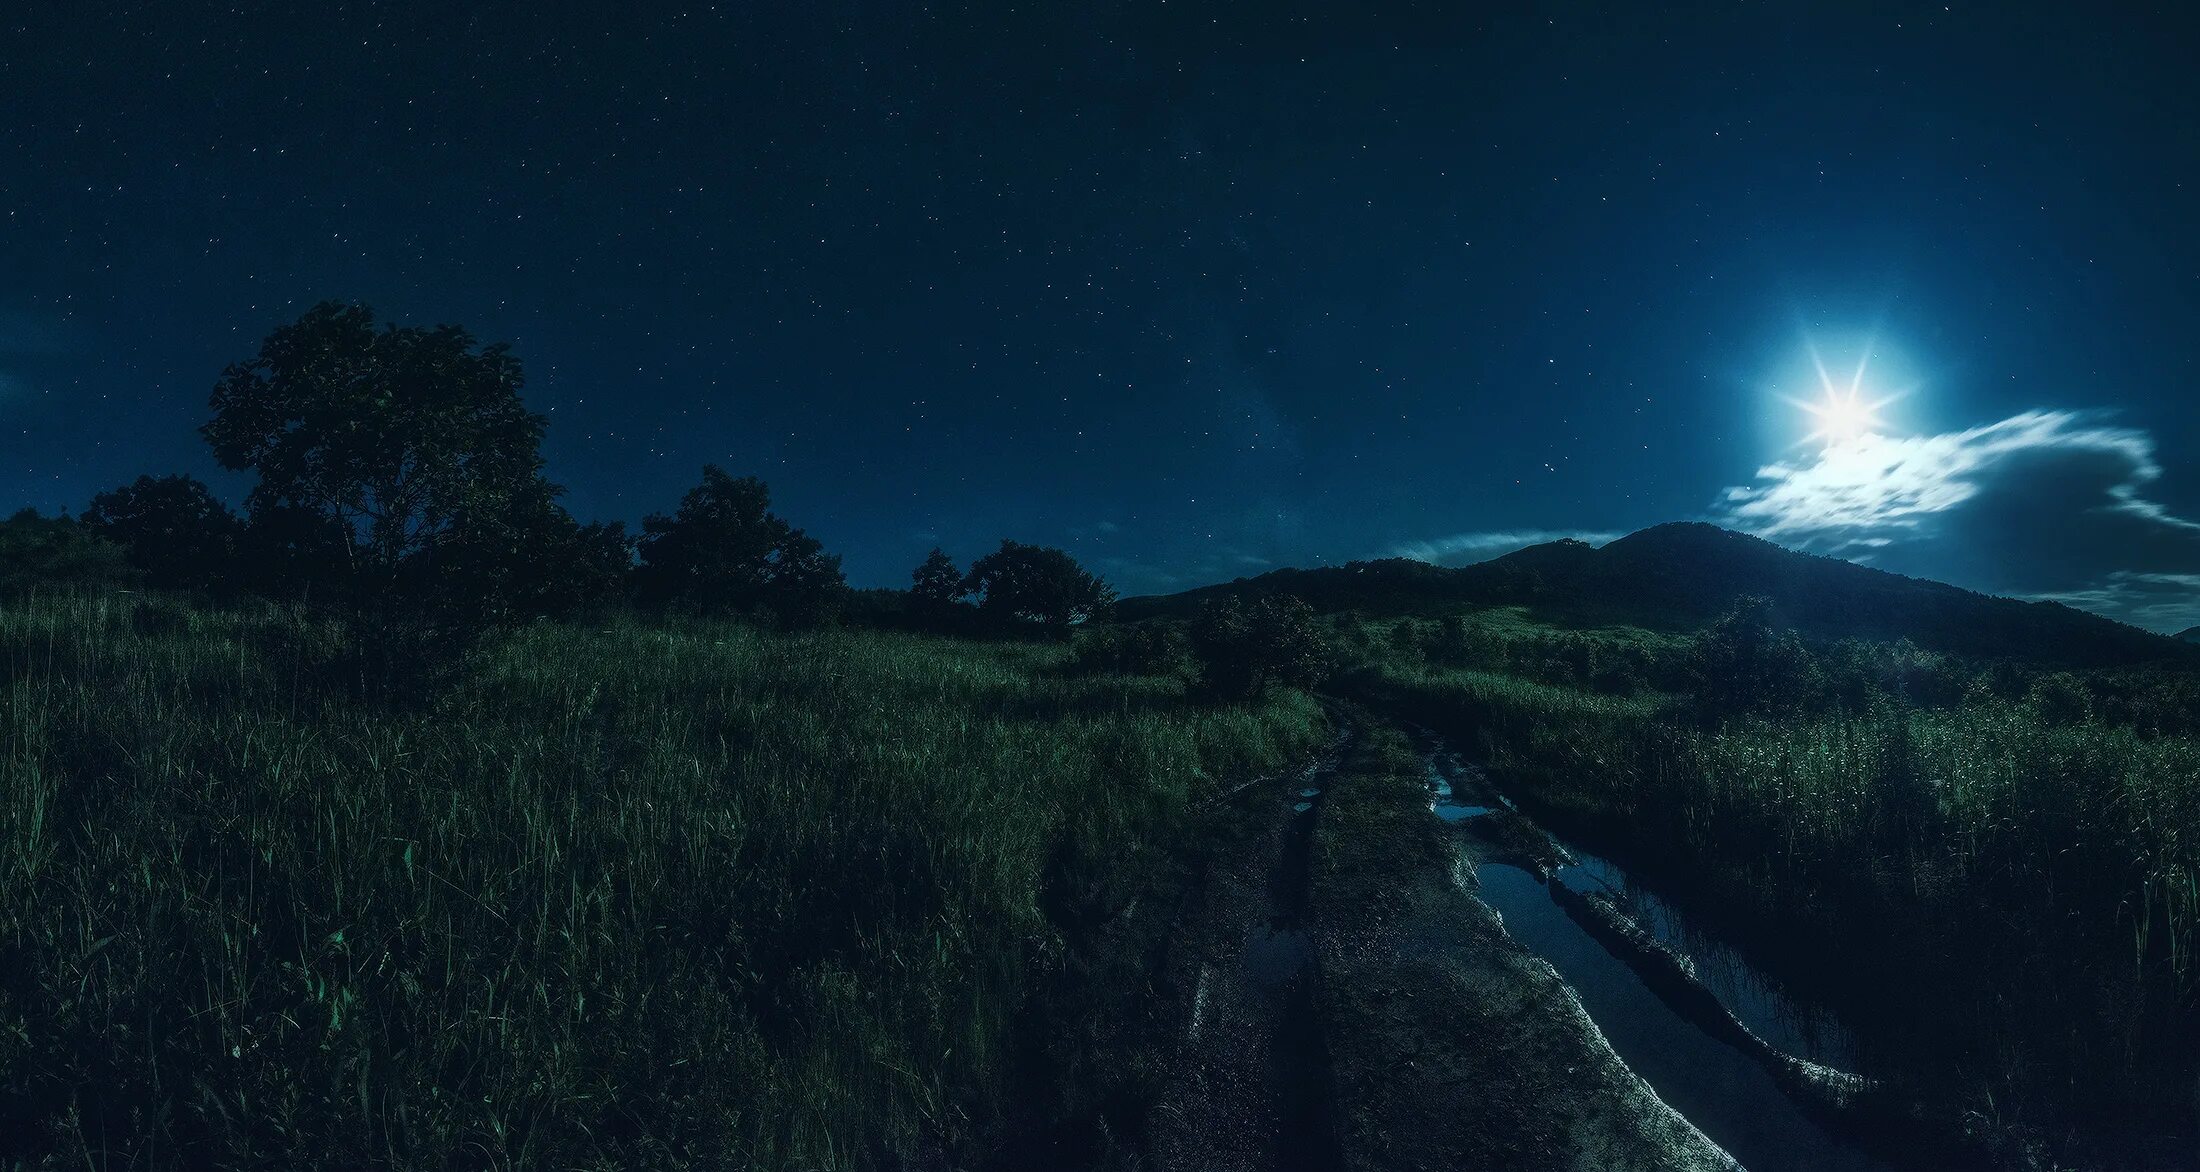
[[1392, 529, 1623, 566], [1720, 411, 2178, 545], [1716, 410, 2200, 632]]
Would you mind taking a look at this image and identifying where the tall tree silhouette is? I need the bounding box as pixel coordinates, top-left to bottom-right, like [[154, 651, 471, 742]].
[[637, 466, 845, 624], [202, 301, 589, 619], [910, 547, 965, 607], [962, 540, 1114, 634]]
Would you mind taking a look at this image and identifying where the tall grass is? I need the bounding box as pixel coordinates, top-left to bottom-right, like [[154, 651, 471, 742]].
[[1352, 642, 2200, 1137], [0, 591, 1326, 1169], [1346, 662, 1665, 803]]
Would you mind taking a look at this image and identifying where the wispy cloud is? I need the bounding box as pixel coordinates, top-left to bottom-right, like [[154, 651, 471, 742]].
[[1715, 409, 2200, 631], [1391, 529, 1622, 566], [1718, 411, 2187, 550], [2031, 573, 2200, 636]]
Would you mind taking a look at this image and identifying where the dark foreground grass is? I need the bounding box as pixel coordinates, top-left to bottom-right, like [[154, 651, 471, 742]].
[[0, 591, 1326, 1169], [1349, 648, 2200, 1150]]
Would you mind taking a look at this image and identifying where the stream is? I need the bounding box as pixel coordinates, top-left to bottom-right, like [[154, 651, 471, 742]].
[[1423, 738, 1895, 1172]]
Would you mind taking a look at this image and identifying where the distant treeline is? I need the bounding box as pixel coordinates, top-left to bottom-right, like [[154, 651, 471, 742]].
[[5, 302, 1115, 639]]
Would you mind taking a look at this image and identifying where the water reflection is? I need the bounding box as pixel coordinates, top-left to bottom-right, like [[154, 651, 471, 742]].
[[1555, 854, 1861, 1071], [1423, 741, 1859, 1073], [1474, 862, 1891, 1172]]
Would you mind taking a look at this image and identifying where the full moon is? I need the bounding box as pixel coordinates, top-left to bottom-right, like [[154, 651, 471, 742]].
[[1787, 345, 1900, 446], [1801, 385, 1888, 444]]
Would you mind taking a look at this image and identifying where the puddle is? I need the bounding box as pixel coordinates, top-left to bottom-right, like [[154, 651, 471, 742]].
[[1433, 800, 1492, 822], [1424, 741, 1855, 1072], [1198, 734, 1347, 1172], [1555, 854, 1861, 1070], [1476, 862, 1891, 1171], [1428, 761, 1495, 821], [1422, 736, 1888, 1171]]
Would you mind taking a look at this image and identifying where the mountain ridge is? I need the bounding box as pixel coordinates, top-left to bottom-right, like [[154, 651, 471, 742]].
[[1117, 522, 2193, 670]]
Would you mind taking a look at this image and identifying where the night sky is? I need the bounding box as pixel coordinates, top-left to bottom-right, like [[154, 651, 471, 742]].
[[5, 3, 2199, 627]]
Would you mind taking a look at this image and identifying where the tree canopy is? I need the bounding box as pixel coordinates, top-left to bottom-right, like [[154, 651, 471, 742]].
[[637, 465, 845, 624], [910, 547, 965, 607], [962, 540, 1114, 632], [79, 474, 243, 593], [202, 301, 608, 621], [1188, 593, 1333, 699], [203, 302, 557, 602]]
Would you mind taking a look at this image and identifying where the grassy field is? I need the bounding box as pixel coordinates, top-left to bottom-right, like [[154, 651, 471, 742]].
[[0, 591, 1327, 1169], [1339, 607, 2200, 1144]]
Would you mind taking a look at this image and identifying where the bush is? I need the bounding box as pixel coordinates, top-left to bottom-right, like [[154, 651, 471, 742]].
[[2027, 671, 2094, 725], [1687, 595, 1821, 721], [1069, 623, 1188, 677], [1189, 594, 1334, 699], [80, 474, 244, 594], [0, 509, 133, 595]]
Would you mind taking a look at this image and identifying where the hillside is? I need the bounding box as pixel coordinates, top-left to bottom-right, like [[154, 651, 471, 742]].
[[1120, 522, 2194, 670]]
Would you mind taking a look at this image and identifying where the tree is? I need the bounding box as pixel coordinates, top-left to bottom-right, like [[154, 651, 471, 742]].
[[636, 466, 845, 623], [961, 540, 1114, 633], [1189, 593, 1333, 699], [760, 526, 845, 626], [201, 301, 560, 618], [80, 474, 244, 593], [910, 547, 965, 607], [1688, 595, 1820, 721], [235, 500, 354, 603], [556, 520, 638, 613], [425, 485, 633, 623]]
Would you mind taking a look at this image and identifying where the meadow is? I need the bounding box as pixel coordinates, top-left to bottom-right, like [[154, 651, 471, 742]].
[[0, 590, 1326, 1169], [1340, 608, 2200, 1146]]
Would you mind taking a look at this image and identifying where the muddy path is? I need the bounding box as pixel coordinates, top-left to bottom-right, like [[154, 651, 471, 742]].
[[1146, 728, 1350, 1172], [1043, 709, 2021, 1172], [1302, 719, 1742, 1172], [1145, 712, 1795, 1172]]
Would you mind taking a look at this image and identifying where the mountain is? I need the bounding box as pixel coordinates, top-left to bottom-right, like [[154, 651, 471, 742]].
[[2180, 626, 2200, 644], [1117, 522, 2194, 669]]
